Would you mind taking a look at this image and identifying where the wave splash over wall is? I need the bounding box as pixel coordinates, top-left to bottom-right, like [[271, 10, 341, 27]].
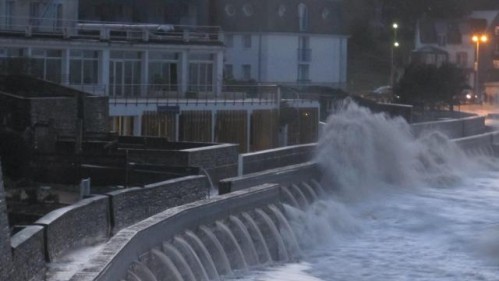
[[316, 100, 477, 198]]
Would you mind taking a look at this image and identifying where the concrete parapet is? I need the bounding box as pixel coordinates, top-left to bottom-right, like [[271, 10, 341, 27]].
[[411, 116, 486, 139], [240, 144, 316, 175], [219, 162, 320, 194], [109, 175, 209, 233], [454, 131, 499, 152], [35, 195, 110, 262], [10, 226, 45, 281]]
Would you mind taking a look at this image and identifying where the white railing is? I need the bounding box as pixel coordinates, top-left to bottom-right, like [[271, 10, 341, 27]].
[[0, 16, 223, 43], [69, 83, 282, 105]]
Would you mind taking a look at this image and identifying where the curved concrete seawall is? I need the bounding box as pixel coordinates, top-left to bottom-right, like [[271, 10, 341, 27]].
[[70, 183, 283, 281]]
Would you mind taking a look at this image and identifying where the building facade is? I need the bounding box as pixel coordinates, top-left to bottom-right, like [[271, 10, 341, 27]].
[[0, 0, 325, 152], [212, 0, 348, 87], [412, 11, 499, 102]]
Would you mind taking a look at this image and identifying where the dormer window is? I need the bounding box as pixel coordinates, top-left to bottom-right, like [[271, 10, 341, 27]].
[[438, 34, 447, 46], [243, 4, 254, 17], [225, 4, 236, 17], [298, 3, 309, 32]]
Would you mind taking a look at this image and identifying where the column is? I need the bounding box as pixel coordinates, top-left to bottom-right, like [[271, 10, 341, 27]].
[[214, 50, 224, 97], [141, 50, 149, 97], [179, 50, 189, 96], [100, 49, 110, 96], [61, 48, 70, 85]]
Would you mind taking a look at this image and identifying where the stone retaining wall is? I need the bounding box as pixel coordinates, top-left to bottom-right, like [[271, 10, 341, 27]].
[[110, 175, 209, 233], [35, 195, 110, 262], [0, 163, 13, 280], [2, 175, 209, 281]]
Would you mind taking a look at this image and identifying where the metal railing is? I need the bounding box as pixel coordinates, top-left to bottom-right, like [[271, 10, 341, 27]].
[[68, 83, 282, 106], [0, 16, 223, 43]]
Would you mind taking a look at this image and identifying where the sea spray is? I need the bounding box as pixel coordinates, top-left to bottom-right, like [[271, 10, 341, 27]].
[[316, 100, 474, 200]]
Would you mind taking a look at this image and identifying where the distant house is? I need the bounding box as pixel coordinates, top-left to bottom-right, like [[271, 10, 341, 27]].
[[412, 11, 499, 102], [211, 0, 348, 88]]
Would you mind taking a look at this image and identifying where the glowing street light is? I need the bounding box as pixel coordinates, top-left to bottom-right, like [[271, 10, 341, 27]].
[[472, 34, 488, 103], [391, 23, 400, 88]]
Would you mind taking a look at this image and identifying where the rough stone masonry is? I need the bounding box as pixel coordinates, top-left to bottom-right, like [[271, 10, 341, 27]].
[[0, 160, 13, 279]]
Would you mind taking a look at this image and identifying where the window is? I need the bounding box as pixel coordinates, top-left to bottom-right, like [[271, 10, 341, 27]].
[[224, 64, 233, 79], [29, 2, 40, 28], [298, 36, 311, 62], [148, 52, 179, 92], [243, 4, 254, 16], [55, 4, 63, 30], [243, 35, 252, 48], [69, 50, 99, 85], [225, 34, 234, 48], [456, 52, 468, 68], [5, 1, 15, 28], [242, 64, 251, 80], [225, 4, 236, 16], [31, 48, 62, 83], [189, 53, 214, 92], [109, 51, 142, 97], [278, 4, 286, 17], [298, 64, 309, 82], [438, 34, 447, 46], [298, 3, 309, 32]]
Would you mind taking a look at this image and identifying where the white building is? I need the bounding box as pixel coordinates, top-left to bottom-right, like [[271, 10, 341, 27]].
[[213, 0, 348, 88]]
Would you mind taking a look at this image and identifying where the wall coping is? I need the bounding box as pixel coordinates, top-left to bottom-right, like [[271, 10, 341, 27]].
[[240, 143, 316, 157], [143, 175, 206, 189], [35, 195, 108, 226], [10, 225, 44, 249]]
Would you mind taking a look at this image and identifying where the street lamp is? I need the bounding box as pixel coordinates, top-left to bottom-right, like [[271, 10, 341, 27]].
[[391, 23, 400, 89], [472, 34, 488, 103]]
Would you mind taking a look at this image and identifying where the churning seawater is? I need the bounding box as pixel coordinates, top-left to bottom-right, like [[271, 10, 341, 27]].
[[228, 101, 499, 281]]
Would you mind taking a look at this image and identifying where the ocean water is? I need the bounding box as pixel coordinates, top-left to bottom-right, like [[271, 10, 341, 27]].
[[227, 102, 499, 281]]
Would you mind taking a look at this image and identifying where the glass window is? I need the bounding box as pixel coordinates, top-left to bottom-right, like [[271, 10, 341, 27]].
[[224, 64, 233, 79], [242, 64, 251, 80], [30, 48, 62, 83], [189, 63, 213, 92], [243, 35, 252, 48], [6, 1, 15, 28], [225, 34, 234, 47], [456, 52, 468, 68], [70, 49, 99, 85], [29, 2, 40, 27], [298, 64, 309, 82]]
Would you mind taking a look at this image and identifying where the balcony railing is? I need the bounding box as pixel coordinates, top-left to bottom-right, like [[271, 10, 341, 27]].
[[0, 16, 223, 44], [68, 83, 282, 106]]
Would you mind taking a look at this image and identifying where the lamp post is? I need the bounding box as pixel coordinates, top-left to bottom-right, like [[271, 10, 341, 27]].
[[391, 23, 400, 89], [472, 34, 488, 103]]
